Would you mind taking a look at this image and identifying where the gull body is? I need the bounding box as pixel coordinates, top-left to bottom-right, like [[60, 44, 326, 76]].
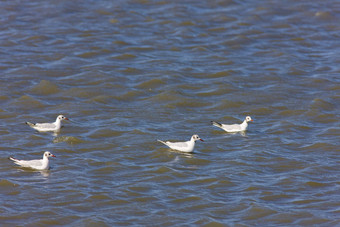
[[158, 134, 203, 153], [9, 151, 56, 170], [26, 115, 69, 132], [211, 116, 253, 132]]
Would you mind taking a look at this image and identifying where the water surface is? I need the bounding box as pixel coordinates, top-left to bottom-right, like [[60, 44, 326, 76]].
[[0, 0, 339, 226]]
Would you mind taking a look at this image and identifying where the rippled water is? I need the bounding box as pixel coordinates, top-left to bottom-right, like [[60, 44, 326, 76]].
[[0, 0, 339, 226]]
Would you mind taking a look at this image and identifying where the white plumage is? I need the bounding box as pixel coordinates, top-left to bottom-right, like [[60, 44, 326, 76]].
[[9, 151, 56, 170], [26, 115, 69, 132], [211, 116, 253, 132], [158, 134, 203, 153]]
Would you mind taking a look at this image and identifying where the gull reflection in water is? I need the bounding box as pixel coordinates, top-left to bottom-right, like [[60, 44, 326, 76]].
[[53, 130, 61, 137], [168, 150, 194, 158], [223, 131, 247, 137], [39, 170, 51, 177], [14, 168, 52, 178]]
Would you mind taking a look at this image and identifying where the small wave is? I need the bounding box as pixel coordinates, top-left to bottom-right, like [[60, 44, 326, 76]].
[[53, 136, 85, 145], [0, 179, 18, 188], [31, 80, 60, 95], [11, 95, 45, 110]]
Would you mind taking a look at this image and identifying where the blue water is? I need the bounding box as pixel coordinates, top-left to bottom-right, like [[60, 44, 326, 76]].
[[0, 0, 339, 226]]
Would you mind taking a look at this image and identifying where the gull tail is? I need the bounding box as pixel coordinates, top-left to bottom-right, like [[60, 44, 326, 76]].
[[211, 121, 223, 128], [157, 139, 168, 146], [9, 156, 19, 163], [25, 122, 35, 128]]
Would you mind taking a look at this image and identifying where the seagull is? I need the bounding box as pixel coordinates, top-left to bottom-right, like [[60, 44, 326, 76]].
[[9, 151, 56, 170], [211, 116, 253, 132], [26, 115, 69, 132], [157, 134, 203, 153]]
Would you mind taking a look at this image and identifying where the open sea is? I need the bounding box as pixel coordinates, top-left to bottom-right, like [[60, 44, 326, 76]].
[[0, 0, 339, 226]]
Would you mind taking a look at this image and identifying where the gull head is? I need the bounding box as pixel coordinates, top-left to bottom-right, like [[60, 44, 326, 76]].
[[57, 115, 69, 121], [44, 151, 56, 158], [192, 134, 204, 142], [245, 116, 253, 122]]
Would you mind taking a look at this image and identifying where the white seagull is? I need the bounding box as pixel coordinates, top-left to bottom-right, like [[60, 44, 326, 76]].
[[26, 115, 69, 132], [211, 116, 253, 132], [9, 151, 56, 170], [158, 134, 203, 153]]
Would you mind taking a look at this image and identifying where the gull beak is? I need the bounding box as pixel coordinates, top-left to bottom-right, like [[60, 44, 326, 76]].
[[65, 118, 69, 120], [200, 138, 204, 142], [52, 154, 56, 157]]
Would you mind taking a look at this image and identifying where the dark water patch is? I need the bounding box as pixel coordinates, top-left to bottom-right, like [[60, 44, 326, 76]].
[[88, 95, 113, 105], [134, 78, 165, 90], [145, 90, 182, 103], [0, 179, 19, 195], [174, 97, 210, 109], [310, 98, 335, 112], [30, 80, 60, 95], [260, 193, 294, 202], [0, 109, 13, 119], [76, 49, 110, 59], [10, 95, 46, 111], [207, 70, 236, 78], [307, 113, 337, 124], [172, 196, 202, 204], [297, 218, 331, 226], [299, 142, 337, 153], [277, 109, 306, 117], [251, 107, 276, 116], [113, 90, 145, 102], [112, 53, 137, 60], [209, 100, 247, 110], [242, 204, 278, 220], [305, 181, 330, 188], [62, 87, 103, 100]]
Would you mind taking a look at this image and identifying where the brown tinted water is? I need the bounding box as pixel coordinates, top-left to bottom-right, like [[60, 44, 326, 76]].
[[0, 0, 339, 226]]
